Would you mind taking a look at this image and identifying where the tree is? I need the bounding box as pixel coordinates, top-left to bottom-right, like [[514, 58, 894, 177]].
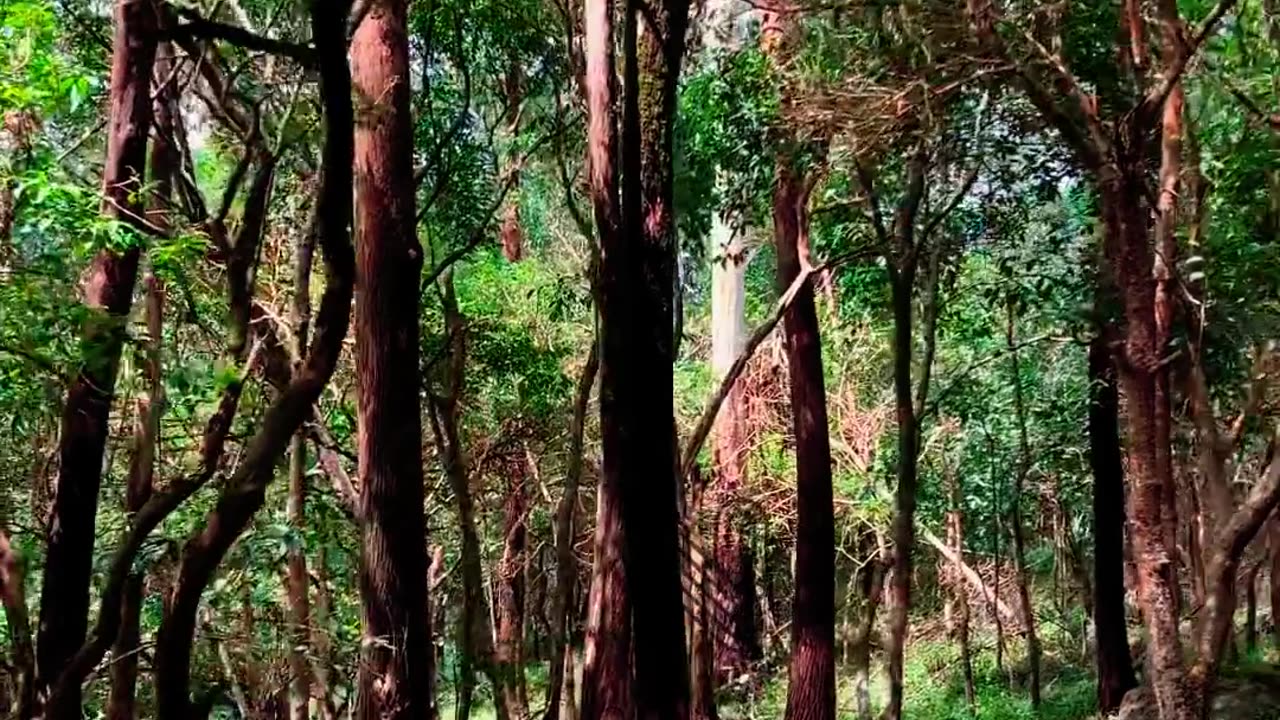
[[580, 0, 693, 717], [351, 0, 436, 715], [34, 0, 157, 712]]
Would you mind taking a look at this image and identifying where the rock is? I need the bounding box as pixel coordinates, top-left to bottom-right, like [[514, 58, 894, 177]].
[[1115, 678, 1280, 720]]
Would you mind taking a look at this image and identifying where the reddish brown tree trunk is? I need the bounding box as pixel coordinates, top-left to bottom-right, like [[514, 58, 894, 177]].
[[713, 517, 759, 680], [350, 1, 435, 716], [851, 531, 886, 720], [1152, 0, 1185, 622], [1270, 515, 1280, 651], [613, 0, 692, 717], [106, 271, 163, 720], [775, 164, 836, 720], [1246, 562, 1261, 653], [884, 273, 919, 720], [581, 0, 693, 717], [285, 150, 317, 720], [36, 0, 157, 713], [1088, 337, 1138, 715], [578, 2, 628, 713], [496, 455, 530, 718], [107, 46, 173, 715], [1100, 166, 1193, 720]]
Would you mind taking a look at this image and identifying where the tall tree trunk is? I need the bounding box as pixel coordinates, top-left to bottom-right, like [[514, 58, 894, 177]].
[[1100, 164, 1193, 720], [578, 0, 632, 714], [1006, 301, 1041, 709], [106, 272, 163, 720], [689, 480, 718, 720], [1245, 561, 1261, 654], [1088, 337, 1138, 715], [543, 335, 599, 720], [611, 0, 693, 717], [1152, 0, 1185, 622], [884, 270, 918, 720], [1270, 515, 1280, 651], [36, 0, 157, 712], [709, 192, 758, 687], [350, 1, 435, 715], [851, 531, 886, 720], [153, 4, 355, 712], [775, 163, 836, 720], [495, 454, 530, 719]]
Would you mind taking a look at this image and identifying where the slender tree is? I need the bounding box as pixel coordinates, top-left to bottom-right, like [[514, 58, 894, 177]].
[[35, 0, 157, 712], [152, 1, 356, 712]]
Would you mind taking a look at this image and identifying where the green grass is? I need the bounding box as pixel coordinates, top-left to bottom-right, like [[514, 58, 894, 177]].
[[717, 629, 1098, 720]]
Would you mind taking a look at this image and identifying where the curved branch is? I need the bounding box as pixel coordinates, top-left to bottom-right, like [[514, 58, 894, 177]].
[[167, 8, 317, 67], [679, 247, 874, 478]]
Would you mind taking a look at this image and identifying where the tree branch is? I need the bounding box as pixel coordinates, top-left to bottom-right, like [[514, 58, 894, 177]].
[[679, 246, 875, 477], [167, 8, 317, 68]]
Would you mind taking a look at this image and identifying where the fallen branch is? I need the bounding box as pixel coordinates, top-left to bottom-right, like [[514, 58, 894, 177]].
[[921, 526, 1015, 621], [679, 247, 873, 478]]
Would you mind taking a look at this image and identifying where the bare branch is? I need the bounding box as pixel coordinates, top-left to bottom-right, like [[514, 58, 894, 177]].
[[167, 8, 317, 67]]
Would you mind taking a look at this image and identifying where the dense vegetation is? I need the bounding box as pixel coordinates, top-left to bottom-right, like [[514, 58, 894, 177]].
[[1, 0, 1279, 718]]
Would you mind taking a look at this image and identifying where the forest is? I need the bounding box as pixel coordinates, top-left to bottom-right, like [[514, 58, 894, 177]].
[[0, 0, 1279, 718]]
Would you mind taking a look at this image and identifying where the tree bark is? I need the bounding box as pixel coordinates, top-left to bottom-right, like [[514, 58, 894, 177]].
[[1005, 301, 1041, 709], [1152, 0, 1185, 621], [495, 453, 530, 719], [708, 192, 758, 686], [1088, 337, 1138, 715], [1270, 515, 1280, 651], [35, 0, 157, 712], [1245, 561, 1261, 653], [851, 531, 886, 720], [775, 163, 836, 720], [106, 270, 163, 720], [350, 0, 435, 715], [0, 531, 34, 719], [153, 5, 355, 712], [612, 0, 693, 717], [578, 0, 632, 715], [285, 137, 317, 720], [107, 49, 174, 711], [1189, 442, 1280, 699], [1100, 165, 1193, 720]]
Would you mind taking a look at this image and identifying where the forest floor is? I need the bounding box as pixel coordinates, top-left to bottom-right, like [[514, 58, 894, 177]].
[[440, 583, 1280, 720]]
